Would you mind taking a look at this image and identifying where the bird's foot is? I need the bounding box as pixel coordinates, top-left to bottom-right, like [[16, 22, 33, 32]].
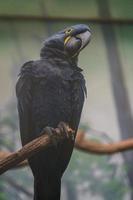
[[41, 122, 75, 147], [41, 126, 58, 147], [57, 122, 75, 141]]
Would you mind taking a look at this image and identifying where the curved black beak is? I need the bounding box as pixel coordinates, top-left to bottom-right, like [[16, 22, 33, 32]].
[[64, 30, 91, 57]]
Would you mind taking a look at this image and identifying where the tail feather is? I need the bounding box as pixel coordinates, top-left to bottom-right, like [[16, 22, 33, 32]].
[[28, 148, 63, 200], [34, 176, 61, 200]]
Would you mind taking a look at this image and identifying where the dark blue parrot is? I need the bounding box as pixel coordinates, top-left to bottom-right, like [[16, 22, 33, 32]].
[[16, 24, 91, 200]]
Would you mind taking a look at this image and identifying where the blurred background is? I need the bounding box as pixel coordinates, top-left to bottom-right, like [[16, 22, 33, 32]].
[[0, 0, 133, 199]]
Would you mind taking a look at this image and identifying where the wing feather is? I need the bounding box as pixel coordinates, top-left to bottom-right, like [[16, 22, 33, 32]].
[[16, 61, 33, 145]]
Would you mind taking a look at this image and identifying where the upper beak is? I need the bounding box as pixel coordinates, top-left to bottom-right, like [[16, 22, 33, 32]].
[[76, 30, 91, 51]]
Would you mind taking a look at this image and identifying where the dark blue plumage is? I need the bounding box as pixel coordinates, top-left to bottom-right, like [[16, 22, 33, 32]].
[[16, 24, 91, 200]]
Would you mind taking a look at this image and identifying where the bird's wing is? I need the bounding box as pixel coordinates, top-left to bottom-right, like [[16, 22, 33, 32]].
[[16, 61, 34, 145], [70, 72, 87, 132]]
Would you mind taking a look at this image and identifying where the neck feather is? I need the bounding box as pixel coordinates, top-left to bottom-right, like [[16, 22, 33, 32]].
[[40, 46, 78, 66]]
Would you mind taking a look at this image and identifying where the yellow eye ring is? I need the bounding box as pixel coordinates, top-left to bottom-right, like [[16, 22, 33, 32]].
[[65, 28, 73, 34]]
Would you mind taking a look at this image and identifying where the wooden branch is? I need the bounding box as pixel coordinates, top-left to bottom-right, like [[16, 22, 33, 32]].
[[0, 127, 73, 175], [0, 134, 49, 175], [75, 130, 133, 154], [0, 129, 133, 174], [0, 152, 28, 168]]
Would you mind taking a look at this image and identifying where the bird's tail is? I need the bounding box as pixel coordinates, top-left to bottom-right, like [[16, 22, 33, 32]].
[[33, 175, 61, 200]]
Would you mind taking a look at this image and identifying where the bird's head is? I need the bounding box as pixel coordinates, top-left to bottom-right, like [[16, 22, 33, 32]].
[[41, 24, 91, 60]]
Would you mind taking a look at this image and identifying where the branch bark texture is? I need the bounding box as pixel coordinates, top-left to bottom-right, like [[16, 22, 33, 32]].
[[0, 130, 133, 174]]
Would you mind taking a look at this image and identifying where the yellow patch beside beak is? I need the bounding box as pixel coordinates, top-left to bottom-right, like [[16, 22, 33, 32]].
[[64, 36, 71, 45]]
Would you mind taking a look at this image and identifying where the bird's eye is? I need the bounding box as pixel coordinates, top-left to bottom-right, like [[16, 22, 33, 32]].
[[65, 28, 73, 34]]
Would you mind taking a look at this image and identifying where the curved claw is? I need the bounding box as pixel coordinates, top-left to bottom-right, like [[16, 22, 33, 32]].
[[41, 126, 58, 147], [58, 122, 69, 138], [58, 122, 75, 140]]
